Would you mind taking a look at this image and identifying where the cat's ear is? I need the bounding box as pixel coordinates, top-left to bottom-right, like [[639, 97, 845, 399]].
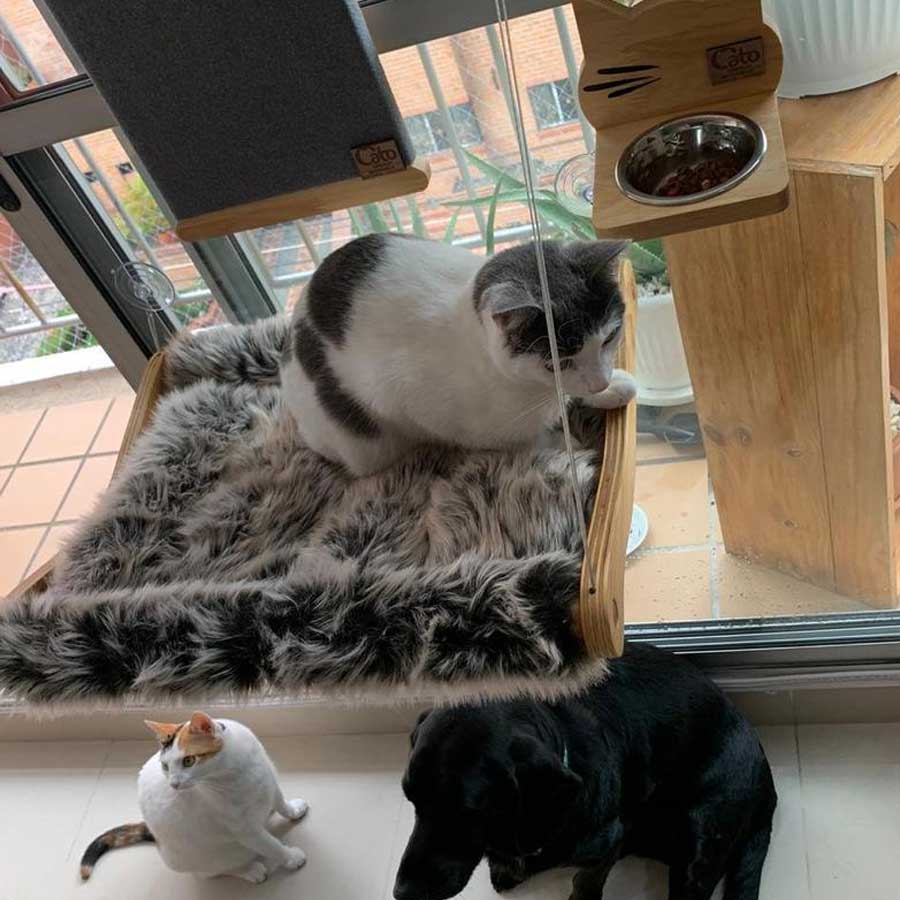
[[145, 720, 180, 743], [188, 711, 216, 736], [484, 282, 542, 329], [567, 240, 630, 274]]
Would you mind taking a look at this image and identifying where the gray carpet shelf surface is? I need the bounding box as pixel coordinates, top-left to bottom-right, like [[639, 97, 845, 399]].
[[44, 0, 415, 219], [0, 319, 610, 709]]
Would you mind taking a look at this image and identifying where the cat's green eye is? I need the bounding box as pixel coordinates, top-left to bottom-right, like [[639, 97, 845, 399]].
[[182, 755, 196, 768], [603, 327, 621, 346]]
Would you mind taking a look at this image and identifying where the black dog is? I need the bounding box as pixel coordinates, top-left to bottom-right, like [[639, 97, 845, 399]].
[[394, 643, 776, 900]]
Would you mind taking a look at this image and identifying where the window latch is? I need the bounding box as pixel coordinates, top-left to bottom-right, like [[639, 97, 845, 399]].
[[0, 173, 21, 212]]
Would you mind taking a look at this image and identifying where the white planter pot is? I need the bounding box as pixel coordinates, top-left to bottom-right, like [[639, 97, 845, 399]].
[[763, 0, 900, 98], [635, 289, 693, 407]]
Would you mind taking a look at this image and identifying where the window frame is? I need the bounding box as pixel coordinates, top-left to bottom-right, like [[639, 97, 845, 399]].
[[528, 77, 579, 129], [406, 102, 482, 155], [4, 0, 900, 685]]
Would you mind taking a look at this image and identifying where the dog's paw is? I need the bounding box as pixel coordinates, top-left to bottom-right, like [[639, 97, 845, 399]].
[[285, 798, 309, 821], [281, 846, 307, 871], [489, 857, 526, 893]]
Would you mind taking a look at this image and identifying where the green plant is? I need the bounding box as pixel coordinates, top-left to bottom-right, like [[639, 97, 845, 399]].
[[629, 239, 669, 289], [443, 150, 669, 288], [114, 176, 170, 240], [346, 198, 461, 244], [37, 306, 99, 356]]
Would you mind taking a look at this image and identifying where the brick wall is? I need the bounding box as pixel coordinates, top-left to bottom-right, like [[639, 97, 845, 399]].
[[0, 0, 76, 84]]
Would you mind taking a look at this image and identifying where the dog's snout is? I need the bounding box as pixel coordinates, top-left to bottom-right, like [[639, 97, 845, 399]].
[[393, 883, 420, 900]]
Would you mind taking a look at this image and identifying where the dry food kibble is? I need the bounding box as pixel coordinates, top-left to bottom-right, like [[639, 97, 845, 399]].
[[657, 158, 742, 197]]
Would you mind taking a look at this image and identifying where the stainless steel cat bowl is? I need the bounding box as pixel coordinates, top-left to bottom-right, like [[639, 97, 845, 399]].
[[615, 113, 767, 206]]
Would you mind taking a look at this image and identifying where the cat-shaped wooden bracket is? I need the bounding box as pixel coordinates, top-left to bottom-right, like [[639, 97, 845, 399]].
[[573, 0, 790, 239]]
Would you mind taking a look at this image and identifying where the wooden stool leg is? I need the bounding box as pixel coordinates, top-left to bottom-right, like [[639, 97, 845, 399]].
[[665, 168, 896, 606]]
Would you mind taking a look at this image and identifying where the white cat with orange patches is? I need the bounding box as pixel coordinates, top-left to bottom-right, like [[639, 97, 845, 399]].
[[80, 712, 308, 884]]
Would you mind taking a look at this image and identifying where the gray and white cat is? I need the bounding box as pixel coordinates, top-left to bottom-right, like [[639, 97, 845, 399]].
[[80, 713, 308, 884], [280, 235, 637, 477]]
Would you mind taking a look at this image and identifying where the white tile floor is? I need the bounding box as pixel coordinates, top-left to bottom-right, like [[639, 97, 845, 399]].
[[1, 724, 897, 900]]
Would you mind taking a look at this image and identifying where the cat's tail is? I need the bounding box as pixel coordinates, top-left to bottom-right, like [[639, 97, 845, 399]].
[[79, 822, 155, 880]]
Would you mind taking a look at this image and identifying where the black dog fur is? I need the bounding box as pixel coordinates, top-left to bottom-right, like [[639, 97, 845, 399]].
[[394, 642, 776, 900]]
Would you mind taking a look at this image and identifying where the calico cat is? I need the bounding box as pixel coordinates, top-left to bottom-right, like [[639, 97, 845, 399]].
[[280, 235, 636, 476], [80, 712, 308, 884]]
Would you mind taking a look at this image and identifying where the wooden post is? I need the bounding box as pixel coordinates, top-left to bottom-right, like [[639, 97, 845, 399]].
[[665, 76, 900, 606]]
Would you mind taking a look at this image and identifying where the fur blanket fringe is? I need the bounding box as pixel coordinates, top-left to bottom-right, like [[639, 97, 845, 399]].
[[0, 321, 609, 708]]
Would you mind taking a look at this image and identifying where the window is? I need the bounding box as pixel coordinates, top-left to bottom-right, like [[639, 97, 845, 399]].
[[5, 0, 900, 686], [61, 131, 226, 328], [405, 102, 482, 156], [0, 0, 81, 94], [528, 78, 578, 129], [0, 218, 97, 362]]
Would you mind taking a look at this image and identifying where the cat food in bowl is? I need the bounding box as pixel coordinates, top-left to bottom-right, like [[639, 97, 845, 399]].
[[616, 113, 766, 206]]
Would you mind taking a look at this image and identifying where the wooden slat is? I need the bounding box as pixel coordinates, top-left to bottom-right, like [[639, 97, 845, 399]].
[[6, 560, 55, 602], [665, 184, 836, 586], [176, 159, 431, 242], [780, 75, 900, 178], [887, 170, 900, 599], [578, 258, 636, 658], [885, 170, 900, 390], [113, 351, 167, 477], [793, 169, 895, 604]]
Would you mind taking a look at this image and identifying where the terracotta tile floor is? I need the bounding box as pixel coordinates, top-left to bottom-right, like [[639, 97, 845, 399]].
[[626, 435, 871, 624], [0, 391, 876, 622], [0, 394, 130, 597]]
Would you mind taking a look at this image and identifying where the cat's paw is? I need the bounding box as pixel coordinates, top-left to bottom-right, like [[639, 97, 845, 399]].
[[285, 798, 309, 821], [281, 846, 307, 871], [236, 861, 268, 884], [585, 370, 637, 410]]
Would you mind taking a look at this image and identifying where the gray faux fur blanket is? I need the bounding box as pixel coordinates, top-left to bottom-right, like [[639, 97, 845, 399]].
[[0, 318, 609, 707]]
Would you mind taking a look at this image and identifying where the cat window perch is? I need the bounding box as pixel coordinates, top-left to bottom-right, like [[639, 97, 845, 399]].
[[0, 0, 791, 709], [1, 278, 635, 706]]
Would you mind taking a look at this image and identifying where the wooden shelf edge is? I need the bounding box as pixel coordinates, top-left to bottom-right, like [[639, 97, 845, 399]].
[[176, 158, 432, 241], [590, 93, 790, 241], [577, 258, 637, 658]]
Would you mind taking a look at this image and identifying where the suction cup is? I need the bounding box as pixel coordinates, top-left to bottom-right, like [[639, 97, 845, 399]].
[[555, 152, 596, 217], [113, 261, 176, 312]]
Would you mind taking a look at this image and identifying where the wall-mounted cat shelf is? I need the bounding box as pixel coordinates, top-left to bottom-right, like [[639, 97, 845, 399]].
[[43, 0, 430, 241], [572, 0, 790, 240]]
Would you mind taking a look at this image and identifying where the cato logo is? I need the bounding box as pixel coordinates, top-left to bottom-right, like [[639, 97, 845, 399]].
[[706, 37, 766, 85], [352, 139, 405, 179]]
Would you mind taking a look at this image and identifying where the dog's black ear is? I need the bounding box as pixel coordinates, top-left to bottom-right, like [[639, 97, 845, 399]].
[[508, 736, 584, 854], [409, 709, 431, 749]]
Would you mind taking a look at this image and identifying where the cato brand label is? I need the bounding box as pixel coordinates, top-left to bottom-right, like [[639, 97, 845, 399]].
[[706, 36, 766, 85], [352, 139, 405, 179]]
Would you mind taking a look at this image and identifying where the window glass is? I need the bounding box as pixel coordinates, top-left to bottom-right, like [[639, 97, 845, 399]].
[[0, 219, 96, 363], [529, 79, 579, 129], [238, 6, 591, 314], [0, 1, 80, 93], [58, 130, 226, 329], [528, 82, 560, 128]]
